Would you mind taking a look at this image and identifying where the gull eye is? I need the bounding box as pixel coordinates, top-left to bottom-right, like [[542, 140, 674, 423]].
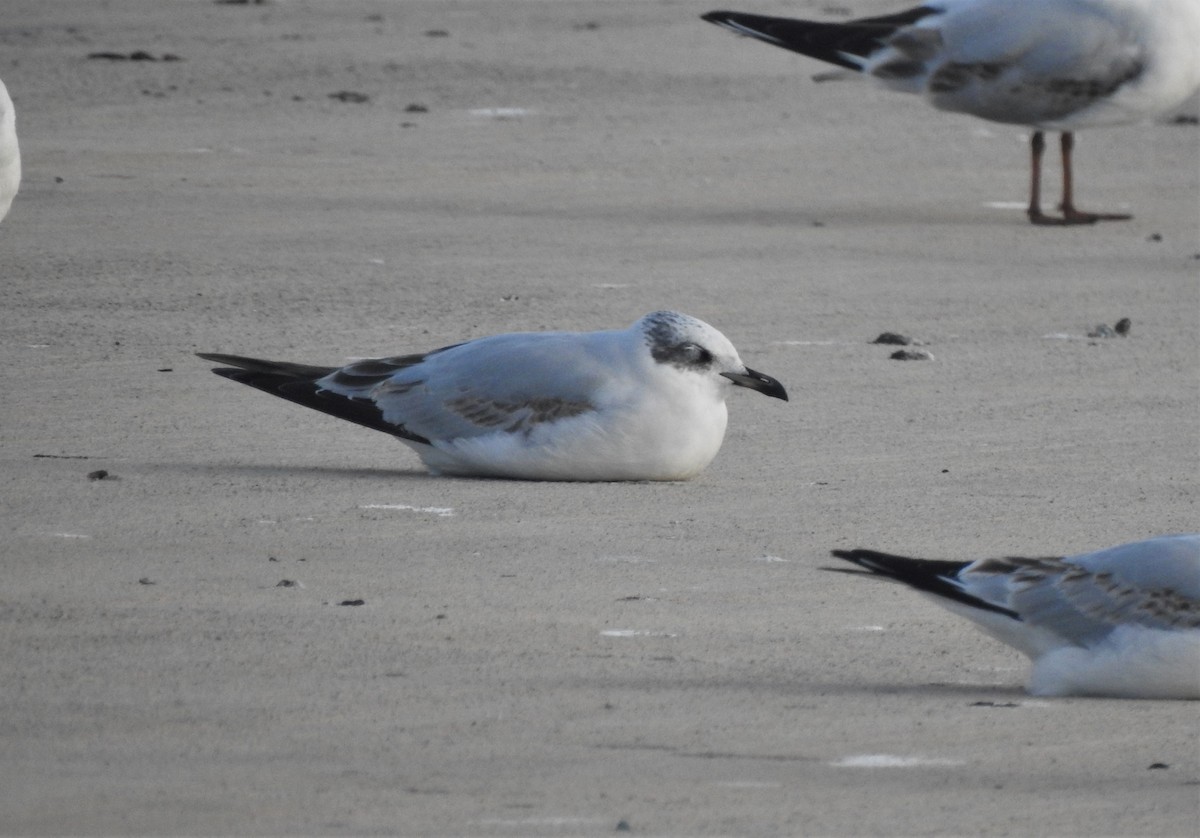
[[678, 342, 714, 366]]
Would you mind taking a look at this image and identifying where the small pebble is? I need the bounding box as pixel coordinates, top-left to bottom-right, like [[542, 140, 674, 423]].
[[872, 332, 913, 346], [616, 820, 631, 832], [338, 599, 366, 606], [276, 579, 298, 588], [87, 50, 179, 61], [405, 103, 429, 113], [1087, 318, 1130, 339], [1148, 762, 1170, 770], [329, 91, 369, 104], [87, 469, 110, 480], [889, 349, 933, 361], [138, 577, 156, 585]]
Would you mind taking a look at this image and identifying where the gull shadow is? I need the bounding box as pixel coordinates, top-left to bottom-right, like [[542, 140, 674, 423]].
[[422, 197, 1016, 230], [137, 460, 431, 482], [136, 460, 657, 485], [567, 673, 1028, 701]]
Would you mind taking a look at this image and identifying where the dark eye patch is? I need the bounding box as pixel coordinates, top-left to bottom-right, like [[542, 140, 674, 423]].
[[652, 341, 714, 369]]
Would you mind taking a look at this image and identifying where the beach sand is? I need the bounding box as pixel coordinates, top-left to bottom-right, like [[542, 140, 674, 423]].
[[1, 1, 1197, 834]]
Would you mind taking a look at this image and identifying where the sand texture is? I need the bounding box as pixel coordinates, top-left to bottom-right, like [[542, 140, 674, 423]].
[[2, 1, 1198, 835]]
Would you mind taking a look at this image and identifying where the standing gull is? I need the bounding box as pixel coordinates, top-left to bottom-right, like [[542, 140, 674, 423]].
[[0, 78, 20, 222], [829, 534, 1200, 698], [703, 1, 1200, 224], [198, 311, 788, 481]]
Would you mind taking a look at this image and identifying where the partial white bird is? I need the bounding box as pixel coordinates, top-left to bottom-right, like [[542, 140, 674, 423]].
[[198, 311, 788, 481], [830, 535, 1200, 698], [703, 1, 1200, 225], [0, 78, 20, 222]]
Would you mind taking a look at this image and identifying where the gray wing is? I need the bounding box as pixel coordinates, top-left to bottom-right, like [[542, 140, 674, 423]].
[[962, 535, 1200, 645], [873, 0, 1147, 124], [317, 330, 621, 444]]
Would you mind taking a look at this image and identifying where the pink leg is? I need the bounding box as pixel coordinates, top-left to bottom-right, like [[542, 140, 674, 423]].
[[1057, 132, 1131, 224], [1026, 131, 1054, 224]]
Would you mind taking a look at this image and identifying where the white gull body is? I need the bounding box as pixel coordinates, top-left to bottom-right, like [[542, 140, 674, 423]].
[[704, 0, 1200, 224], [199, 311, 788, 481], [831, 534, 1200, 698], [0, 78, 20, 222]]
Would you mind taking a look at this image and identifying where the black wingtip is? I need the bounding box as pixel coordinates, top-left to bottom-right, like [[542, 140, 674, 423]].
[[819, 565, 877, 577], [699, 6, 939, 72], [197, 353, 338, 380], [207, 366, 251, 383], [830, 548, 968, 580], [196, 353, 432, 446], [828, 548, 1020, 620]]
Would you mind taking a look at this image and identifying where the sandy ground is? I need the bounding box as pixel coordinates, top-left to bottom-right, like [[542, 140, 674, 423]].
[[2, 1, 1198, 835]]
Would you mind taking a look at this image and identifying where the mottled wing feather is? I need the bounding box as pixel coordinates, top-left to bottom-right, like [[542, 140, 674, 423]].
[[970, 557, 1118, 644], [965, 539, 1200, 643], [321, 346, 461, 390], [316, 330, 615, 444], [444, 395, 595, 435], [912, 0, 1148, 123]]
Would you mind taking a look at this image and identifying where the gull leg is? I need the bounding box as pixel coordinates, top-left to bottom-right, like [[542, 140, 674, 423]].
[[1026, 131, 1058, 225], [1058, 131, 1132, 224]]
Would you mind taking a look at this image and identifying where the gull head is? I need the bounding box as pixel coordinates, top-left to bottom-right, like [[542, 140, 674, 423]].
[[636, 311, 788, 401]]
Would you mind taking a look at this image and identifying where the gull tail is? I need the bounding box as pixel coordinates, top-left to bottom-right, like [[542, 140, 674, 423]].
[[828, 548, 1019, 620], [701, 7, 937, 71], [197, 353, 429, 444]]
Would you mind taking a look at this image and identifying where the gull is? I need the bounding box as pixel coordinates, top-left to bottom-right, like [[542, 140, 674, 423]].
[[829, 535, 1200, 698], [198, 311, 788, 481], [703, 1, 1200, 225], [0, 78, 19, 222]]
